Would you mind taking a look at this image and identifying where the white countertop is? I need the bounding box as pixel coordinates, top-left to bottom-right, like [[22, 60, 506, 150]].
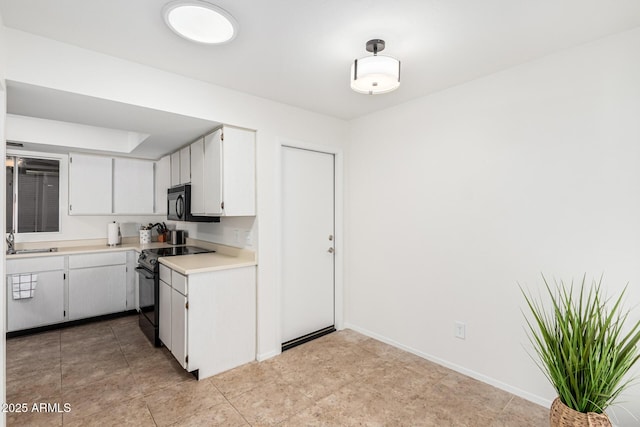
[[6, 238, 257, 274], [6, 241, 168, 258], [158, 252, 256, 275]]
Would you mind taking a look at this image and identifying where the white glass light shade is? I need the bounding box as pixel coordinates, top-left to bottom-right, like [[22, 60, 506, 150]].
[[163, 1, 237, 44], [351, 55, 400, 95]]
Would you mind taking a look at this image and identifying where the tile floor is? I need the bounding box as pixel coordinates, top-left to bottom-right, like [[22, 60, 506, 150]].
[[5, 315, 549, 426]]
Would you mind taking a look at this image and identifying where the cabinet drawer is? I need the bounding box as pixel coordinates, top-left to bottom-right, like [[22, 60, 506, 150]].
[[7, 256, 65, 275], [69, 251, 127, 269], [172, 270, 187, 295], [159, 264, 171, 284]]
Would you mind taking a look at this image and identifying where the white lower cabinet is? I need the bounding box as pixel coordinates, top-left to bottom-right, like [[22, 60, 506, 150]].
[[68, 252, 128, 321], [126, 251, 137, 310], [6, 257, 66, 332], [159, 264, 256, 379], [68, 265, 127, 320], [171, 286, 188, 368], [159, 278, 172, 351], [7, 250, 137, 332]]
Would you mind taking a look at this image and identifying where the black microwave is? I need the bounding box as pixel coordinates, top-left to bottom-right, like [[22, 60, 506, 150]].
[[167, 185, 220, 223]]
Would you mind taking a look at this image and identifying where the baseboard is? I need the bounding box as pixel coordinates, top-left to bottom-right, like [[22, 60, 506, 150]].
[[343, 322, 552, 408], [256, 349, 280, 362], [6, 310, 137, 339]]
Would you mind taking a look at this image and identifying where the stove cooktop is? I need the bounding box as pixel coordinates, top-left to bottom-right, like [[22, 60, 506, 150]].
[[145, 246, 213, 257], [138, 246, 215, 270]]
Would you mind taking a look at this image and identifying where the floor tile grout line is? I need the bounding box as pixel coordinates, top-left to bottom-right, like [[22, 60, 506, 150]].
[[210, 380, 254, 426]]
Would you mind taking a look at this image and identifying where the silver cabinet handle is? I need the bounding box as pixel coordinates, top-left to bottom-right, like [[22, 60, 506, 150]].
[[328, 247, 334, 254]]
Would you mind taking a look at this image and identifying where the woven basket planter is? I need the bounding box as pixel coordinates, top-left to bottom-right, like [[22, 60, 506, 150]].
[[550, 398, 611, 427]]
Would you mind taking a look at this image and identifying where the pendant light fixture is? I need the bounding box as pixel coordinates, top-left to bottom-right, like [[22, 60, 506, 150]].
[[163, 0, 237, 44], [351, 39, 401, 95]]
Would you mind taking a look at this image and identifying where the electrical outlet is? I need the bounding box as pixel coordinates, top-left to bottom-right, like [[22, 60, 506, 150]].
[[454, 321, 466, 340], [244, 231, 253, 246]]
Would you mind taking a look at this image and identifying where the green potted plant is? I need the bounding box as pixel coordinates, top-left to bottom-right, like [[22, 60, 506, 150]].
[[521, 275, 640, 427]]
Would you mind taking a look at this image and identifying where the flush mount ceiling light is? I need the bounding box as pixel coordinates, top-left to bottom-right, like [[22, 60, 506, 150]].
[[162, 0, 237, 44], [351, 39, 401, 95]]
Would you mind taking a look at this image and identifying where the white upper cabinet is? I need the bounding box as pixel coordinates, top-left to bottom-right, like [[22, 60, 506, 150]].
[[191, 126, 255, 216], [170, 147, 191, 186], [190, 138, 205, 214], [221, 126, 256, 216], [202, 130, 223, 215], [155, 155, 171, 214], [69, 154, 113, 215], [69, 153, 156, 215], [180, 146, 191, 184], [113, 158, 154, 214], [170, 151, 180, 186]]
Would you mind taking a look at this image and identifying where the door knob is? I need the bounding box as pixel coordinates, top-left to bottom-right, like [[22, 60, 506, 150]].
[[328, 247, 334, 254], [328, 235, 333, 241]]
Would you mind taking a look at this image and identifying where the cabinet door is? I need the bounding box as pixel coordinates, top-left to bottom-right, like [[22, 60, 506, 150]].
[[171, 288, 188, 369], [203, 130, 223, 215], [69, 154, 113, 214], [113, 158, 154, 214], [190, 138, 205, 215], [68, 265, 127, 320], [6, 270, 65, 332], [159, 280, 172, 350], [171, 151, 180, 187], [69, 251, 127, 269], [125, 251, 137, 310], [187, 267, 256, 378], [155, 155, 171, 214], [180, 146, 191, 184], [222, 127, 256, 216]]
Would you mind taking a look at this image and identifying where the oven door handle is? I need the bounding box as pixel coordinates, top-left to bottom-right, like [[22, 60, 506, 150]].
[[135, 266, 155, 280]]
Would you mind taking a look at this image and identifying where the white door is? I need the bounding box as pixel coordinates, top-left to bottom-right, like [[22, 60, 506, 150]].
[[281, 146, 335, 344]]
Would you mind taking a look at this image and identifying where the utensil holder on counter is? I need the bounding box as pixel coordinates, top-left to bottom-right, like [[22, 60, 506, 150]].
[[139, 229, 152, 244]]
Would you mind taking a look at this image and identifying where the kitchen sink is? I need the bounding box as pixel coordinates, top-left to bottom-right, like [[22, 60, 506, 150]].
[[10, 247, 59, 255]]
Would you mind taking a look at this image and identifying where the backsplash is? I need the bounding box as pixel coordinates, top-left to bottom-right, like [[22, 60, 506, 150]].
[[169, 216, 257, 249]]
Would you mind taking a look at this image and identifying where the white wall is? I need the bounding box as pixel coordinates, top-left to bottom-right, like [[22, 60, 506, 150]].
[[346, 28, 640, 424], [4, 28, 348, 360]]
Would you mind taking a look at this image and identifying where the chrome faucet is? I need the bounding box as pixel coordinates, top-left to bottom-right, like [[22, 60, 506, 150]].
[[6, 230, 15, 254]]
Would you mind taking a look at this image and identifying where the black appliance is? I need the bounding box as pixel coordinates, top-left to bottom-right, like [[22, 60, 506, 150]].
[[137, 246, 214, 346], [167, 184, 220, 222]]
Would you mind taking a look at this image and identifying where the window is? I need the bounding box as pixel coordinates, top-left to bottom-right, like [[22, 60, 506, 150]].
[[6, 156, 60, 233]]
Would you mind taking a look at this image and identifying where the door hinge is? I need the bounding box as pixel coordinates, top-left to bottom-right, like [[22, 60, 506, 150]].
[[64, 310, 66, 317], [69, 157, 72, 163], [63, 273, 66, 280], [185, 355, 189, 364], [69, 204, 72, 212], [220, 132, 224, 141], [221, 201, 224, 210], [185, 301, 189, 310]]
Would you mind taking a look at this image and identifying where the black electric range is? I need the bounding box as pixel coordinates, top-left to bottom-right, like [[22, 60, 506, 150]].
[[137, 246, 213, 271], [137, 246, 214, 346]]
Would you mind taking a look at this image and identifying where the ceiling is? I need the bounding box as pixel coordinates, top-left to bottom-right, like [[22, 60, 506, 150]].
[[2, 0, 640, 155], [6, 81, 220, 159]]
